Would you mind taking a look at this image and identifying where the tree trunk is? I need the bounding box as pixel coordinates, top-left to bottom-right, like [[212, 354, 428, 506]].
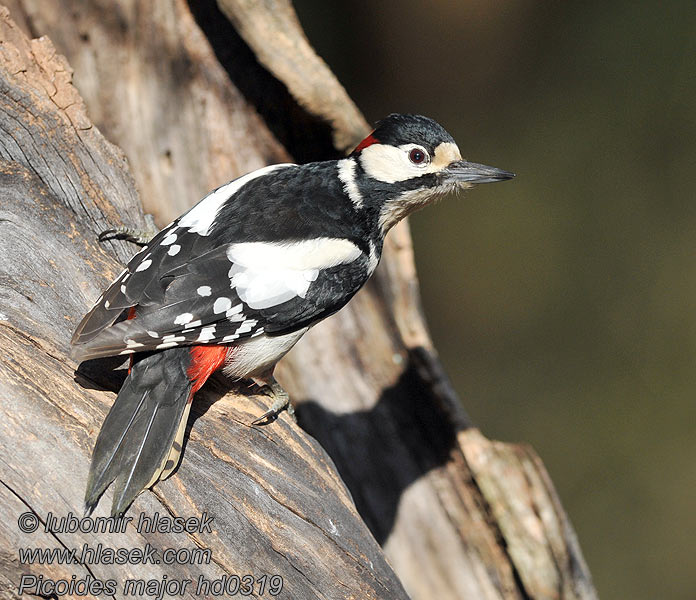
[[0, 2, 597, 599]]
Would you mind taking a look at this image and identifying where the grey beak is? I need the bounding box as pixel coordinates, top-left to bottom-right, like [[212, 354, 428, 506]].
[[443, 160, 515, 184]]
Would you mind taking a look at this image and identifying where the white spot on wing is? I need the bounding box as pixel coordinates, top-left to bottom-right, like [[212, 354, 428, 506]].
[[156, 335, 185, 350], [161, 233, 177, 245], [155, 341, 178, 350], [213, 297, 232, 314], [167, 244, 181, 256], [226, 303, 243, 320], [197, 325, 216, 342], [234, 319, 257, 336], [197, 285, 212, 297], [174, 312, 193, 325], [367, 240, 379, 274], [162, 334, 185, 342], [135, 259, 152, 272], [178, 164, 294, 236]]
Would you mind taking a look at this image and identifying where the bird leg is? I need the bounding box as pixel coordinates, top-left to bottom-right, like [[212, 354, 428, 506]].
[[98, 214, 159, 245], [251, 375, 296, 425]]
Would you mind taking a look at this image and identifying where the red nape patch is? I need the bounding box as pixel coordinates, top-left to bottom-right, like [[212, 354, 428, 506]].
[[353, 132, 380, 153], [188, 345, 228, 395]]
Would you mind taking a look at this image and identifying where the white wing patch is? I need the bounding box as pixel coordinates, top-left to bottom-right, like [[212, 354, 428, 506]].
[[226, 238, 362, 270], [228, 263, 317, 309], [225, 238, 362, 310], [178, 164, 294, 235]]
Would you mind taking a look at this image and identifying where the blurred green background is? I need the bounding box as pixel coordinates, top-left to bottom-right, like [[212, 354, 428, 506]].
[[294, 1, 696, 598]]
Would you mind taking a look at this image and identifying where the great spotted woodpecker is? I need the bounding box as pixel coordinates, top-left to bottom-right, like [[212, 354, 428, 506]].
[[72, 114, 513, 516]]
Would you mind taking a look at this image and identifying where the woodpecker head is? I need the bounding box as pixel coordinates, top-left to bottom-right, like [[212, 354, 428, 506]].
[[350, 114, 514, 233]]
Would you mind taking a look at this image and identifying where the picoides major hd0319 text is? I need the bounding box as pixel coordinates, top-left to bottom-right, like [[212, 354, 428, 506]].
[[72, 114, 514, 516]]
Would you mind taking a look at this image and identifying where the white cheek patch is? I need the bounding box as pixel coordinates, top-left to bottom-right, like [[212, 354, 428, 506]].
[[360, 144, 417, 183], [360, 141, 462, 183], [178, 163, 294, 235], [225, 238, 361, 310]]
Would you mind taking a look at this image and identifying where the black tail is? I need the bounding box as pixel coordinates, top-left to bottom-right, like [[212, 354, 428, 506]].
[[84, 348, 194, 517]]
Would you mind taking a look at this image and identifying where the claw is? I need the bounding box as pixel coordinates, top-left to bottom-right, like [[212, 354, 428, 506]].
[[251, 410, 279, 426], [98, 214, 159, 245], [250, 377, 296, 426]]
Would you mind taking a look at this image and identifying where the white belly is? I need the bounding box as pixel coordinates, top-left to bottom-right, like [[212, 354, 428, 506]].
[[222, 328, 308, 379]]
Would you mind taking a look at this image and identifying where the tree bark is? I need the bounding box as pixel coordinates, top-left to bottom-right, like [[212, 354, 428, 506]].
[[0, 2, 597, 600]]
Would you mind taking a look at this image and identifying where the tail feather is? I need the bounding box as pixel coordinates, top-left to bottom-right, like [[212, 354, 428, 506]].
[[155, 402, 192, 483], [84, 348, 193, 516]]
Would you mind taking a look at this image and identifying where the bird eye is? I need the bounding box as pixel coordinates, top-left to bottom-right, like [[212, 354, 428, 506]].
[[408, 148, 428, 165]]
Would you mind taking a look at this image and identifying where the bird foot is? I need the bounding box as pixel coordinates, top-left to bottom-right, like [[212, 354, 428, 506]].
[[251, 379, 296, 425], [98, 214, 158, 245]]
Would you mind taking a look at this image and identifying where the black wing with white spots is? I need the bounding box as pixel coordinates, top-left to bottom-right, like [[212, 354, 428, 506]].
[[72, 243, 371, 360], [72, 164, 377, 361]]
